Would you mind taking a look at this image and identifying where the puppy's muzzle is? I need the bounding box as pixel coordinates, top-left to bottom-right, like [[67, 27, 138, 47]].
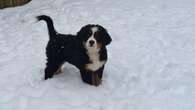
[[89, 40, 95, 47]]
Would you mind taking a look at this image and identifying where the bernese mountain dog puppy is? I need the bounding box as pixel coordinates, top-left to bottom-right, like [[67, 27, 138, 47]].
[[37, 15, 112, 86]]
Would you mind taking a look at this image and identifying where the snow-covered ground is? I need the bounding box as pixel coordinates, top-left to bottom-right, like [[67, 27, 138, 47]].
[[0, 0, 195, 110]]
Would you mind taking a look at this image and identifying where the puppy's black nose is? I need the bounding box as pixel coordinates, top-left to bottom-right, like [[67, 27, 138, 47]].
[[89, 40, 95, 46]]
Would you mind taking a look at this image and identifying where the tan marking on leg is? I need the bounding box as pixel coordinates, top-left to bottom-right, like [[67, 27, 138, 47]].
[[92, 73, 101, 86], [54, 65, 64, 75], [92, 73, 95, 85]]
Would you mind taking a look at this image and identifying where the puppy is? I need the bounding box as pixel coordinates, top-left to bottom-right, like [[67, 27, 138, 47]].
[[37, 15, 112, 86]]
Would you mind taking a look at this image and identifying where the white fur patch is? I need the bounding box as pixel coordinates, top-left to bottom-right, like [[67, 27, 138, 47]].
[[86, 51, 106, 71], [92, 27, 98, 33]]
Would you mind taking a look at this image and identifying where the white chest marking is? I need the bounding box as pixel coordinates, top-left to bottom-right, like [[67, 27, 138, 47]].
[[86, 51, 106, 71]]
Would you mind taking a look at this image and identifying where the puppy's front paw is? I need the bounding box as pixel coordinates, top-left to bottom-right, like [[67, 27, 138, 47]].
[[92, 73, 102, 86]]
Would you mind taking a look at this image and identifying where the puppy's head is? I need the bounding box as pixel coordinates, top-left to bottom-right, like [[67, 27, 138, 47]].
[[77, 24, 112, 52]]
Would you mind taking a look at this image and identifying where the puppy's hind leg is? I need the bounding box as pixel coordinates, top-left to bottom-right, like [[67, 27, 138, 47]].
[[44, 61, 63, 80], [45, 65, 58, 80], [55, 64, 65, 75]]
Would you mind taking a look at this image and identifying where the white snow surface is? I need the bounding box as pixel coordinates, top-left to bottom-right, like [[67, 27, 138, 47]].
[[0, 0, 195, 110]]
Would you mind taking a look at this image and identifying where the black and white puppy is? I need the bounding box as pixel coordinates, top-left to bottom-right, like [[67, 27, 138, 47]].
[[37, 15, 112, 86]]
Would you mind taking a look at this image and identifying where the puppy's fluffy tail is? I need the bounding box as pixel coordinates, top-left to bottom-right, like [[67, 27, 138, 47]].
[[37, 15, 57, 39]]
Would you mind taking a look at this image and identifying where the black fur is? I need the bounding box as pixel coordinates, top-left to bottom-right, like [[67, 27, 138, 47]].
[[37, 15, 112, 86], [37, 15, 57, 38]]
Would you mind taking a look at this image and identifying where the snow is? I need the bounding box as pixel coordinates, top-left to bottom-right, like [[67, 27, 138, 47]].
[[0, 0, 195, 110]]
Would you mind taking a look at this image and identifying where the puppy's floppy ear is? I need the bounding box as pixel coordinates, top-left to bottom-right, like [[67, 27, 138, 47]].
[[103, 29, 112, 45], [77, 27, 85, 38], [77, 25, 90, 40]]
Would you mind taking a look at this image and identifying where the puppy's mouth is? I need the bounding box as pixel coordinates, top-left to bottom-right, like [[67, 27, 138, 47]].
[[89, 44, 94, 47]]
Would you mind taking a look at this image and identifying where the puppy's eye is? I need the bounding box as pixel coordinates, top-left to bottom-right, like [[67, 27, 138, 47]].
[[87, 32, 91, 37], [94, 32, 100, 38]]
